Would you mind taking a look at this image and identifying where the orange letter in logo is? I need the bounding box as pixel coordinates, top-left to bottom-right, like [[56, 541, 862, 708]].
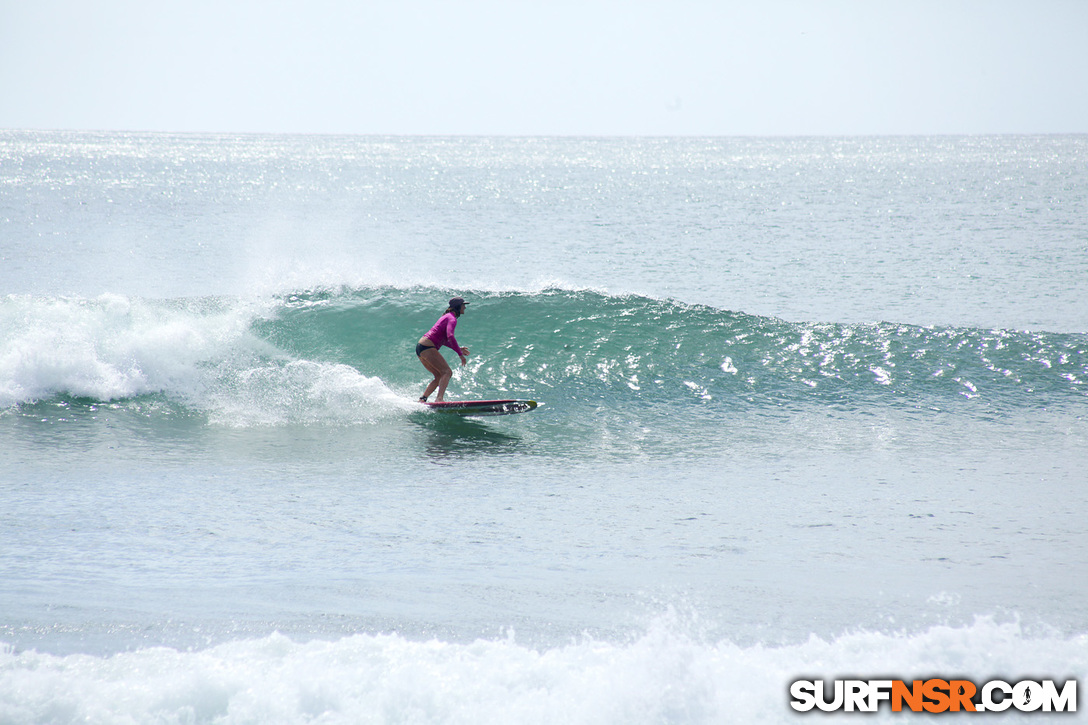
[[949, 680, 977, 712], [922, 679, 951, 713], [892, 680, 924, 712]]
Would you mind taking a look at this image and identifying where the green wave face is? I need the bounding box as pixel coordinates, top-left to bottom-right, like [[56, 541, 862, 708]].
[[4, 286, 1085, 454], [261, 287, 1087, 415]]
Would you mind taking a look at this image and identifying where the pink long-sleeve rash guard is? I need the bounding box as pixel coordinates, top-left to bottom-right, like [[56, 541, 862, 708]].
[[422, 312, 463, 355]]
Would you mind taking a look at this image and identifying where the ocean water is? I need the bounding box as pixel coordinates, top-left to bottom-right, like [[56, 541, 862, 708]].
[[1, 132, 1086, 723]]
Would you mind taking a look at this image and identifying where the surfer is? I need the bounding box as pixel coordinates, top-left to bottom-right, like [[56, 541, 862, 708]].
[[416, 297, 471, 403]]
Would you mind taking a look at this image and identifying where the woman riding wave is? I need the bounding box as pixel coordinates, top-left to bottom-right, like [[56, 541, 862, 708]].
[[415, 297, 471, 403]]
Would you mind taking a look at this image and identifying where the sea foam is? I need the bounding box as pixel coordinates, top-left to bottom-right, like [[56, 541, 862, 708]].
[[0, 294, 247, 406], [1, 617, 1085, 724], [0, 293, 409, 425]]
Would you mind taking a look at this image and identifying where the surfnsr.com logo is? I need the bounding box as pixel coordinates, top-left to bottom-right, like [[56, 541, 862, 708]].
[[790, 678, 1078, 713]]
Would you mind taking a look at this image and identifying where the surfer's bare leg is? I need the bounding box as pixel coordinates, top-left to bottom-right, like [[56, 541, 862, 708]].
[[419, 348, 453, 402]]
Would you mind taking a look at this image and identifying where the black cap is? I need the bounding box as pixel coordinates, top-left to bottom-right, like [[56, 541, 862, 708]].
[[449, 297, 468, 308]]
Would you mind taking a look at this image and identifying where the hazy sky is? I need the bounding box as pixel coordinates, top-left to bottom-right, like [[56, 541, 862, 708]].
[[2, 0, 1086, 135]]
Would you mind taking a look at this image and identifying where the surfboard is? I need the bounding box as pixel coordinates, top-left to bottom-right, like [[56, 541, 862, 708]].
[[423, 399, 539, 416]]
